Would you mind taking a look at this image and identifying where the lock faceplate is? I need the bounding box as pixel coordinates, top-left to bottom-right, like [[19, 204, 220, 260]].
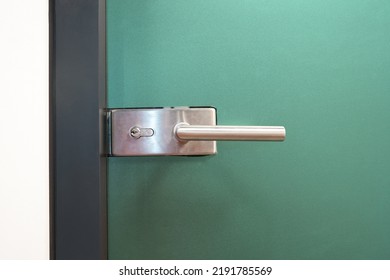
[[108, 107, 217, 156]]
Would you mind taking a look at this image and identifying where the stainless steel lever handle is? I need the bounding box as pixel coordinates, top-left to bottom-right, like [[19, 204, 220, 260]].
[[175, 124, 285, 141], [109, 107, 286, 156]]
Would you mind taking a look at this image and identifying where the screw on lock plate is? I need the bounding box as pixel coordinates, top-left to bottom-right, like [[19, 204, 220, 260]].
[[129, 126, 154, 139]]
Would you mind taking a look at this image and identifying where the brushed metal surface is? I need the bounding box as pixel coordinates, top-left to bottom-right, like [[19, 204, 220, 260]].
[[110, 107, 217, 156]]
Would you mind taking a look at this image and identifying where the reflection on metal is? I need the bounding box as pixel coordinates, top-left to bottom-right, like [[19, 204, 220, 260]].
[[108, 107, 285, 156]]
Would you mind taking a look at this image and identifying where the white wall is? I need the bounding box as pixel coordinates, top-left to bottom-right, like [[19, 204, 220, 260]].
[[0, 0, 49, 259]]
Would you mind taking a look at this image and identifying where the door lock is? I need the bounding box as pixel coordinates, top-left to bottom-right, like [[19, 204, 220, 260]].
[[107, 107, 285, 156], [129, 126, 154, 139]]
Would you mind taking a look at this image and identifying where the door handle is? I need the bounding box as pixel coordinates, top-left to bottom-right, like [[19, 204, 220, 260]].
[[175, 124, 285, 141], [108, 107, 285, 156]]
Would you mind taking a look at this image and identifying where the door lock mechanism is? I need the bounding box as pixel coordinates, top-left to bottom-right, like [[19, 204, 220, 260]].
[[129, 126, 154, 139], [107, 107, 285, 156]]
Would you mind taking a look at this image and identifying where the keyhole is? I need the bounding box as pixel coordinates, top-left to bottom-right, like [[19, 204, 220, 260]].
[[129, 126, 154, 139]]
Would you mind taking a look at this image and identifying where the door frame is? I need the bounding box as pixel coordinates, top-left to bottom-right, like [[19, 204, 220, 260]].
[[49, 0, 107, 259]]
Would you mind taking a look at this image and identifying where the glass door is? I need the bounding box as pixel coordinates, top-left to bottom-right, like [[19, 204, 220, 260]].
[[107, 0, 390, 259]]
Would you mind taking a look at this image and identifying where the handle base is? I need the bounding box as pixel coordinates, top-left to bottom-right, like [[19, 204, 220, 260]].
[[109, 107, 217, 156]]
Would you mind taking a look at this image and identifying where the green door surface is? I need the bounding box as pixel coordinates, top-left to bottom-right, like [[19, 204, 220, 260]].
[[107, 0, 390, 259]]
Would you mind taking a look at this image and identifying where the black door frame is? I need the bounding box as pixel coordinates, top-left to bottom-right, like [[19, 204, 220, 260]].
[[49, 0, 107, 259]]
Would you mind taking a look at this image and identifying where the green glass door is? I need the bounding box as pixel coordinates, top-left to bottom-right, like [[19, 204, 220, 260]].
[[107, 0, 390, 259]]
